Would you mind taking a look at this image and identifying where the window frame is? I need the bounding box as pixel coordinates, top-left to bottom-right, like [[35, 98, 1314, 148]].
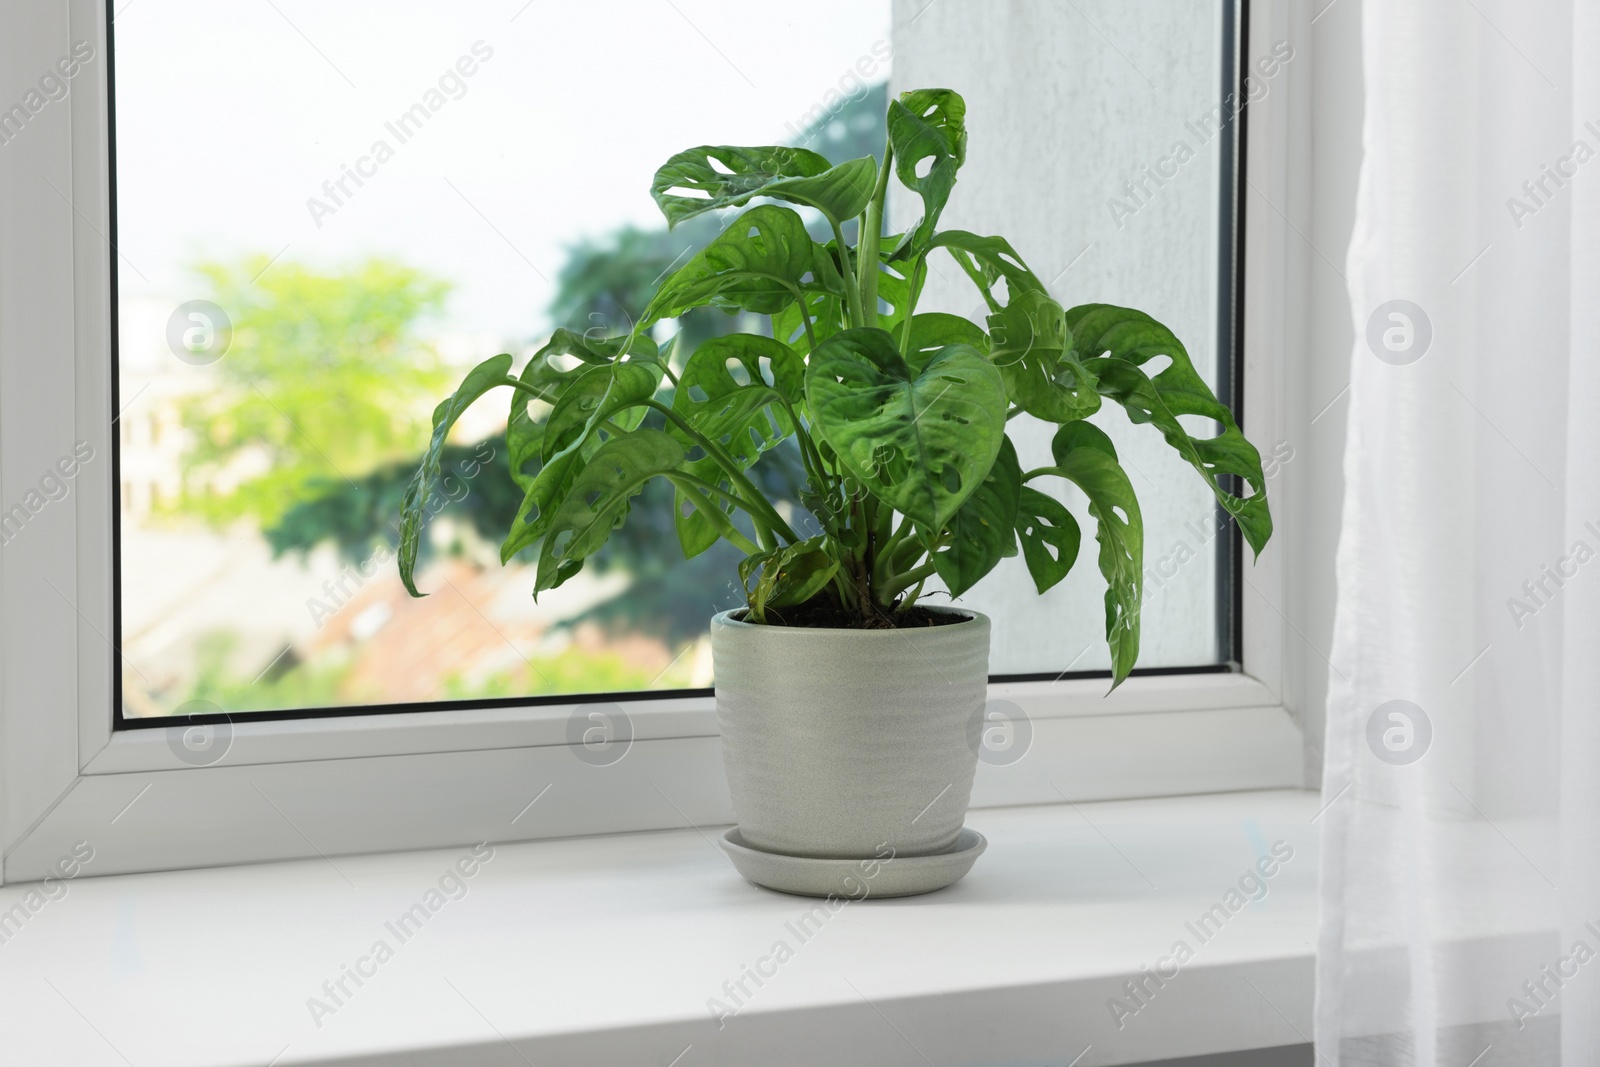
[[0, 0, 1313, 883]]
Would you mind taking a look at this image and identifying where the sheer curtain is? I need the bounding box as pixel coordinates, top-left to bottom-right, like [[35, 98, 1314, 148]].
[[1316, 0, 1600, 1063]]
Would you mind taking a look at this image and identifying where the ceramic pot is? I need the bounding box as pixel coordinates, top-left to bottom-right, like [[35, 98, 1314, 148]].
[[710, 607, 990, 859]]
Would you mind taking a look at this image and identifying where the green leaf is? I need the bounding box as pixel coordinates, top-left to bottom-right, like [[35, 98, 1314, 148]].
[[505, 398, 548, 493], [775, 245, 912, 356], [987, 289, 1101, 423], [933, 436, 1022, 598], [651, 145, 878, 228], [532, 326, 657, 369], [1051, 419, 1119, 462], [498, 433, 601, 565], [772, 286, 844, 356], [806, 328, 1006, 529], [905, 313, 988, 372], [1067, 304, 1272, 557], [398, 353, 513, 597], [669, 333, 804, 557], [508, 330, 659, 490], [929, 233, 1099, 421], [926, 231, 1046, 304], [541, 359, 663, 462], [740, 537, 839, 623], [499, 355, 664, 566], [1031, 440, 1144, 688], [1014, 487, 1081, 594], [535, 429, 687, 595], [643, 205, 818, 323], [887, 89, 968, 257]]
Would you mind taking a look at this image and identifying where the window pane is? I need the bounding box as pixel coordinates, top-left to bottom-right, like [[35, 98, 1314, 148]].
[[113, 0, 1235, 719], [892, 1, 1234, 674]]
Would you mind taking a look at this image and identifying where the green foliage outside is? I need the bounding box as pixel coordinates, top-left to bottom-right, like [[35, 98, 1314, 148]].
[[176, 257, 451, 529]]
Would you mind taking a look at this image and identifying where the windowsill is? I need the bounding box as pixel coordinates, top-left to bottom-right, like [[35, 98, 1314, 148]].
[[0, 789, 1320, 1066]]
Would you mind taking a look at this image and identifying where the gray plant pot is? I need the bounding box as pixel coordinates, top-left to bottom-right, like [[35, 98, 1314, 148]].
[[710, 607, 990, 861]]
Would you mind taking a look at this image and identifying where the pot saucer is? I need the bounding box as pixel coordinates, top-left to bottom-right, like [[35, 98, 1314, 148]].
[[718, 827, 986, 898]]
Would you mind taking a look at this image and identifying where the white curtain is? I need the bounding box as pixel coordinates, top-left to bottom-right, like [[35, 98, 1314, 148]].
[[1317, 0, 1600, 1063]]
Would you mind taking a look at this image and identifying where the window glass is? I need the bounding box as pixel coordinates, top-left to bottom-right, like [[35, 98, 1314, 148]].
[[113, 0, 1235, 719], [894, 1, 1236, 675]]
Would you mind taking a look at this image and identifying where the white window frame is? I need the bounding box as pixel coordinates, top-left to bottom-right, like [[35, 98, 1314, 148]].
[[0, 0, 1318, 883]]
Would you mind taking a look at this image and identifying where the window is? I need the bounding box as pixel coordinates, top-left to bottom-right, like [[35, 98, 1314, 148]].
[[109, 0, 1244, 725], [0, 0, 1306, 882], [891, 2, 1246, 677]]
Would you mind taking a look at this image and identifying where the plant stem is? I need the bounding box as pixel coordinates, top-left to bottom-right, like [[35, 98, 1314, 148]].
[[846, 492, 878, 619], [796, 293, 818, 352], [830, 218, 865, 330], [898, 254, 925, 354], [858, 145, 894, 329], [643, 400, 801, 544], [863, 494, 879, 606], [883, 560, 938, 598], [948, 248, 1002, 313], [874, 517, 928, 590], [885, 512, 922, 555], [830, 569, 856, 608], [500, 376, 548, 399], [665, 474, 763, 554], [779, 399, 828, 491]]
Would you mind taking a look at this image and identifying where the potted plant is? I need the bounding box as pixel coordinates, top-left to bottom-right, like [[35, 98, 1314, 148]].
[[398, 88, 1273, 897]]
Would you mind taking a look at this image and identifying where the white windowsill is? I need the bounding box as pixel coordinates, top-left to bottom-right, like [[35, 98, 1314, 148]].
[[0, 789, 1321, 1067]]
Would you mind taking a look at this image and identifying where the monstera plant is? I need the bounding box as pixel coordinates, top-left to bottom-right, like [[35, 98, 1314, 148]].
[[400, 88, 1272, 896]]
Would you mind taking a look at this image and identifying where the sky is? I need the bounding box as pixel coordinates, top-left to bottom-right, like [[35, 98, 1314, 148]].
[[112, 0, 895, 340]]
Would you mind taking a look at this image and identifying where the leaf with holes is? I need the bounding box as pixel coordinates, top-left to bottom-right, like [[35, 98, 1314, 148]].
[[987, 289, 1100, 424], [1030, 438, 1144, 688], [398, 353, 513, 596], [806, 327, 1006, 529], [905, 313, 988, 372], [928, 232, 1100, 420], [670, 333, 804, 557], [499, 357, 664, 566], [927, 230, 1047, 303], [535, 429, 688, 595], [1052, 419, 1119, 462], [540, 360, 663, 463], [887, 89, 968, 257], [1068, 304, 1271, 556], [1014, 486, 1081, 594], [533, 327, 657, 369], [499, 432, 604, 565], [643, 204, 819, 323], [507, 353, 577, 492], [651, 145, 879, 228], [772, 283, 844, 357], [771, 238, 909, 355], [933, 435, 1022, 597], [508, 331, 660, 490], [740, 537, 839, 623]]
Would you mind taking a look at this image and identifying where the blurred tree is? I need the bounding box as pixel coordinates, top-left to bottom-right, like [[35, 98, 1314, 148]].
[[176, 257, 451, 529]]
